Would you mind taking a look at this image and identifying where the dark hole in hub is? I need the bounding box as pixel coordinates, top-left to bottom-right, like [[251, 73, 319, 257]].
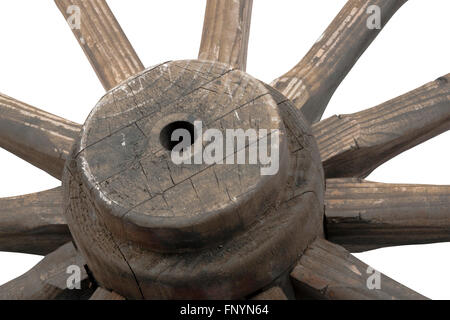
[[160, 121, 196, 151]]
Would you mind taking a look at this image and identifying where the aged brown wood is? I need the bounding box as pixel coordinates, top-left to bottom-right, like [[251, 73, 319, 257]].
[[290, 238, 427, 300], [0, 1, 447, 301], [0, 93, 81, 179], [325, 178, 450, 252], [0, 187, 71, 255], [64, 60, 325, 299], [314, 74, 450, 178], [271, 0, 407, 124], [199, 0, 253, 70], [0, 242, 94, 300], [251, 287, 288, 300], [90, 287, 125, 300], [55, 0, 145, 90], [76, 60, 290, 253]]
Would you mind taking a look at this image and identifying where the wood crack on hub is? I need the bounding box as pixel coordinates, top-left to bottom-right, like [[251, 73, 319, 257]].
[[63, 60, 325, 299]]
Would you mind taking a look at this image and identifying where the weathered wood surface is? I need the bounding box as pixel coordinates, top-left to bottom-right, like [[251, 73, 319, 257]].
[[0, 243, 93, 300], [314, 74, 450, 178], [251, 287, 288, 300], [0, 93, 81, 179], [199, 0, 253, 70], [90, 287, 125, 300], [55, 0, 144, 90], [272, 0, 407, 124], [0, 187, 71, 255], [290, 238, 427, 300], [64, 60, 325, 299], [76, 60, 290, 253], [325, 179, 450, 252]]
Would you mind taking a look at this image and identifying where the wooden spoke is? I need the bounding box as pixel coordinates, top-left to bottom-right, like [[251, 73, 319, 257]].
[[0, 187, 71, 256], [314, 74, 450, 179], [271, 0, 407, 124], [325, 179, 450, 252], [290, 238, 427, 300], [199, 0, 253, 70], [250, 287, 288, 300], [55, 0, 145, 90], [0, 93, 81, 179], [0, 242, 94, 300], [90, 287, 125, 300]]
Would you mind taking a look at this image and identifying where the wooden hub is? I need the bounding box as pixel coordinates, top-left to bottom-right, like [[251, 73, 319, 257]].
[[63, 60, 325, 299], [77, 60, 290, 252]]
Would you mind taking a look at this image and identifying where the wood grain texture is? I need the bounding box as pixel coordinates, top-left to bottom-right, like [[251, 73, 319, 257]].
[[199, 0, 253, 70], [0, 243, 94, 300], [90, 287, 125, 300], [250, 287, 288, 300], [64, 60, 325, 299], [0, 187, 71, 255], [0, 93, 81, 179], [290, 238, 427, 300], [252, 270, 297, 300], [314, 74, 450, 178], [55, 0, 144, 90], [64, 160, 144, 299], [325, 179, 450, 252], [77, 60, 290, 253], [271, 0, 407, 124]]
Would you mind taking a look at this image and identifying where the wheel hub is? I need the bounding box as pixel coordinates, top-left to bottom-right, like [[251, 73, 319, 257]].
[[63, 60, 325, 299]]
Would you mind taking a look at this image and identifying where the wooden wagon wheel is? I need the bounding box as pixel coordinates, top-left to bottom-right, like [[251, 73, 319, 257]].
[[0, 0, 448, 300]]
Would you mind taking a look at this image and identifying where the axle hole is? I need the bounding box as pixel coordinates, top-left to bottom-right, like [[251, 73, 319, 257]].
[[160, 121, 195, 151]]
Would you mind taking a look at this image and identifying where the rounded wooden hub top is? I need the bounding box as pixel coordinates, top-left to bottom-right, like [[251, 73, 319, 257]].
[[65, 60, 325, 299], [77, 60, 290, 252]]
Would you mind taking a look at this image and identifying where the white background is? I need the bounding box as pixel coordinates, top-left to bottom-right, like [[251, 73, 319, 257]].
[[0, 0, 449, 299]]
